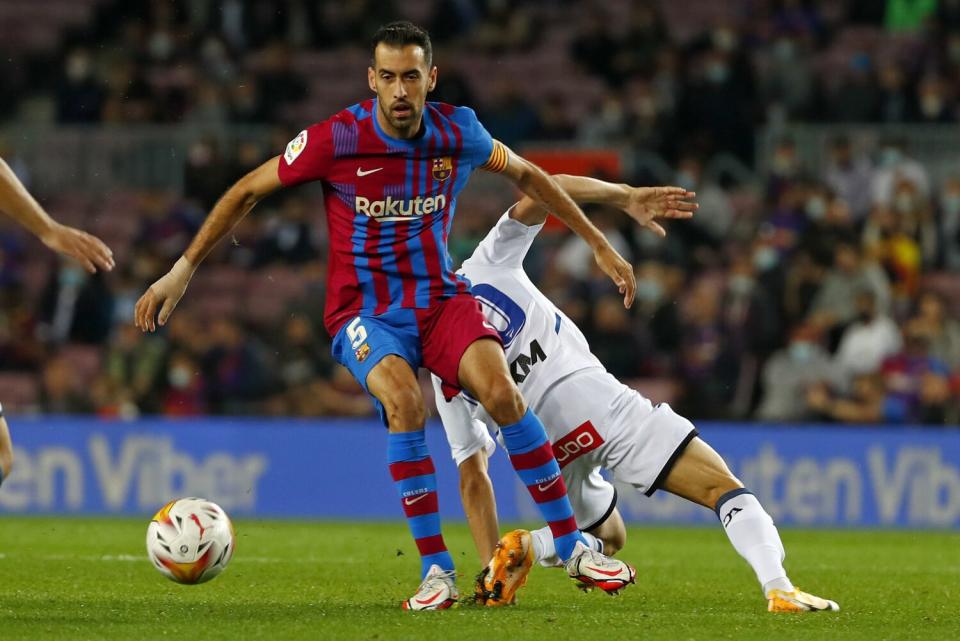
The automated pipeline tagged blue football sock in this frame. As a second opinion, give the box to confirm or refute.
[387,430,454,579]
[500,409,586,561]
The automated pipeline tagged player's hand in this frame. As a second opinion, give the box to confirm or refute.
[41,222,115,273]
[623,186,697,238]
[593,243,636,309]
[134,257,195,332]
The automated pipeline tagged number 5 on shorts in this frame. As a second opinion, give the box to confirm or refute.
[347,317,368,349]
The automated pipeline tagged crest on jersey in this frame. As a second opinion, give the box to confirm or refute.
[284,130,308,165]
[432,156,452,181]
[355,343,371,362]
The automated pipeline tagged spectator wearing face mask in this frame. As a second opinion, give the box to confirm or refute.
[755,324,839,422]
[722,250,781,360]
[628,261,682,376]
[673,155,734,247]
[870,139,930,208]
[765,138,802,202]
[797,190,857,268]
[913,73,955,124]
[162,351,207,416]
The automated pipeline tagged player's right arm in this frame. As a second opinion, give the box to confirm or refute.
[511,175,698,237]
[0,157,114,273]
[136,122,332,332]
[134,156,283,332]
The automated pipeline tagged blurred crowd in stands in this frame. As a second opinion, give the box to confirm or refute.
[1,0,960,424]
[6,0,960,158]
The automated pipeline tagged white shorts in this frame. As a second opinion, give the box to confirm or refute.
[443,368,698,531]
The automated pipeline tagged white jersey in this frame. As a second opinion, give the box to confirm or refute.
[451,211,604,415]
[433,209,697,527]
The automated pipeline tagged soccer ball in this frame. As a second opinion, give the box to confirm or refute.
[146,497,235,584]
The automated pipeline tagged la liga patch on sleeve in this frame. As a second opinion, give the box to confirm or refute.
[284,130,308,165]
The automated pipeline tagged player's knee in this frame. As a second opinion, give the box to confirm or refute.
[478,376,525,425]
[601,526,626,556]
[590,510,627,555]
[381,386,426,431]
[0,448,12,479]
[459,457,489,493]
[459,453,485,479]
[703,473,744,510]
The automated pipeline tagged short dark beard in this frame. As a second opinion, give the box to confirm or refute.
[379,100,422,138]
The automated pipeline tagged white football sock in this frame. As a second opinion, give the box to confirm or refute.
[530,527,601,568]
[715,489,795,596]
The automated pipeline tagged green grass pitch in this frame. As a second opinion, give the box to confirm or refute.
[0,518,956,641]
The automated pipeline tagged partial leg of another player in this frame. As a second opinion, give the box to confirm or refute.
[0,402,13,487]
[457,339,635,602]
[457,339,584,561]
[366,356,458,611]
[529,508,623,566]
[458,452,500,564]
[659,437,839,613]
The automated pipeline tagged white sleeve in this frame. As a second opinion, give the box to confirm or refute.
[462,209,545,269]
[431,375,496,466]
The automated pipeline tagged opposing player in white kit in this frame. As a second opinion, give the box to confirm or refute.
[433,174,840,613]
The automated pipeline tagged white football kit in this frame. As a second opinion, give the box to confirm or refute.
[433,210,697,530]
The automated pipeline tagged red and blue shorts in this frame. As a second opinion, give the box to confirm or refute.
[332,294,501,426]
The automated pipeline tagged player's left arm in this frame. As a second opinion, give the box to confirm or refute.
[487,144,636,308]
[0,157,114,273]
[511,174,697,237]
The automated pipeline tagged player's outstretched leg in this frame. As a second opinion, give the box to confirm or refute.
[0,404,13,489]
[663,437,839,612]
[715,489,839,613]
[388,430,458,610]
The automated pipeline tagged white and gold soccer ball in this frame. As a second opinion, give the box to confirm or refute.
[146,497,236,584]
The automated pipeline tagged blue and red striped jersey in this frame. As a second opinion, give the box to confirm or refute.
[278,99,508,336]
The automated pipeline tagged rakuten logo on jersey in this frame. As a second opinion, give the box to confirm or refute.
[355,194,447,221]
